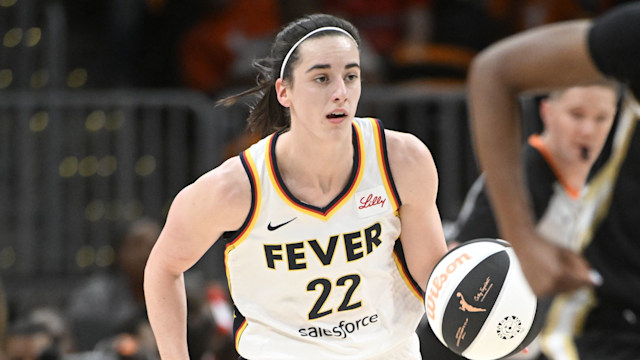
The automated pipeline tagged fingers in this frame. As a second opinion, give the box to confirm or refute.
[554,248,601,292]
[518,244,601,298]
[589,269,603,286]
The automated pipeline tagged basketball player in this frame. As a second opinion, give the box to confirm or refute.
[468,2,640,359]
[419,82,618,360]
[144,14,448,359]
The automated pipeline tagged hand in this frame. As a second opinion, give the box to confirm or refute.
[512,232,598,298]
[446,240,460,251]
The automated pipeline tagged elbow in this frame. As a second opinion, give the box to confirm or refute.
[468,45,511,94]
[143,251,182,292]
[143,253,160,293]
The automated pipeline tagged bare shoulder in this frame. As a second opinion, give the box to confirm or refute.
[145,156,252,275]
[196,155,251,203]
[384,129,435,172]
[384,130,438,201]
[169,156,252,236]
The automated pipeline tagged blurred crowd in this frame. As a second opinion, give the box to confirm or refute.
[1,218,238,360]
[68,0,623,93]
[89,0,624,155]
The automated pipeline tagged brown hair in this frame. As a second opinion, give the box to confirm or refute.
[547,78,621,101]
[217,14,361,137]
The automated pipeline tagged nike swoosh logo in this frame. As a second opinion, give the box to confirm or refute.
[267,217,296,231]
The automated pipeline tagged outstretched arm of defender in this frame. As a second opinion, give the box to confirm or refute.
[467,21,602,297]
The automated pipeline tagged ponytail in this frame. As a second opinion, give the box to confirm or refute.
[217,58,289,137]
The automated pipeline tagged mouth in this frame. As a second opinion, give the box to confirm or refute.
[326,111,347,120]
[580,146,590,161]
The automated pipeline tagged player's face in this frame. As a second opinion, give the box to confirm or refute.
[543,86,617,164]
[279,35,361,140]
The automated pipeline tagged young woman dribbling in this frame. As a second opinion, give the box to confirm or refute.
[144,14,448,360]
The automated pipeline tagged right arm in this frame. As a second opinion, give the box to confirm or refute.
[467,21,603,297]
[144,157,251,359]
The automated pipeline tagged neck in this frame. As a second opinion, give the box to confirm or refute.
[554,156,591,192]
[275,128,354,205]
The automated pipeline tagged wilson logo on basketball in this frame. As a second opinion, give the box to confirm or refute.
[426,252,472,320]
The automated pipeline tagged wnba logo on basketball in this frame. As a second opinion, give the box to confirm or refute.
[425,252,471,320]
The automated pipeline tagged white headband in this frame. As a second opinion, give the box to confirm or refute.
[279,26,356,79]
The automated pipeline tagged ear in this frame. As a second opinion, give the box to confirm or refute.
[539,99,552,128]
[275,78,290,108]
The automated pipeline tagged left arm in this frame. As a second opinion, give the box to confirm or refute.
[386,130,448,290]
[468,21,599,297]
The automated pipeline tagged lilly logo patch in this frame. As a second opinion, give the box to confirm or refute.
[355,186,388,218]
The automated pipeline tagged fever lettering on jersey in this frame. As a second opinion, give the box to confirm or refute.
[264,222,382,270]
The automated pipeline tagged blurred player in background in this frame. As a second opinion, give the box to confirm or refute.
[451,82,618,246]
[419,81,619,360]
[468,2,640,359]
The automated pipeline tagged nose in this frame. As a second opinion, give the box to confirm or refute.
[579,118,598,137]
[332,78,347,103]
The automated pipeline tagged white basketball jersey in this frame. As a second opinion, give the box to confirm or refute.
[224,117,425,360]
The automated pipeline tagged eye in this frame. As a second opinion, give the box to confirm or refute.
[313,75,328,83]
[569,109,585,120]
